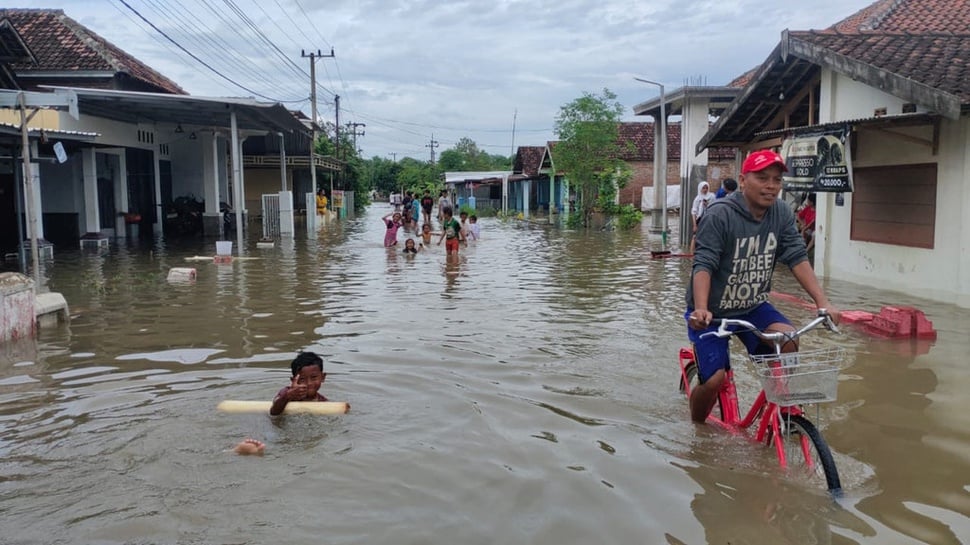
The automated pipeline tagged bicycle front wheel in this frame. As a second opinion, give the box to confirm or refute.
[778,414,841,493]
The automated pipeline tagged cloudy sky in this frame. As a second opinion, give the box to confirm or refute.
[22,0,875,160]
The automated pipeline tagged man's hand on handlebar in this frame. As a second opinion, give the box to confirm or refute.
[820,306,842,327]
[688,309,713,330]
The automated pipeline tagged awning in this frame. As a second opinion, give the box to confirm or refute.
[754,112,940,138]
[42,86,310,135]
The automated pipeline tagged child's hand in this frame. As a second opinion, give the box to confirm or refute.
[288,375,308,400]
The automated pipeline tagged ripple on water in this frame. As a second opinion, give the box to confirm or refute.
[0,208,967,544]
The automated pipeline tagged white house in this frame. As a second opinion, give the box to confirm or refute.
[697,0,970,308]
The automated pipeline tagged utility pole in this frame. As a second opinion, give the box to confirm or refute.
[301,47,334,197]
[334,95,340,188]
[426,133,439,165]
[346,122,365,155]
[388,152,397,162]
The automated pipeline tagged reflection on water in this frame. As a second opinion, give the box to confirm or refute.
[1,205,968,544]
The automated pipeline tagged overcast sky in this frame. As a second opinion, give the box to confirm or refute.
[22,0,876,161]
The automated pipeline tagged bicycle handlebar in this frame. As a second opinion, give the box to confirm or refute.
[699,309,839,343]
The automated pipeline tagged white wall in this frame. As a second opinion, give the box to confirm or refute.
[817,70,970,307]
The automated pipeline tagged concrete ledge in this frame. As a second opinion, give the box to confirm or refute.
[35,292,70,328]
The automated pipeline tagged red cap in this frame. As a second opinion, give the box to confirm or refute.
[741,150,788,174]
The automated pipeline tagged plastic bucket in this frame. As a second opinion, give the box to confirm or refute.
[216,241,233,255]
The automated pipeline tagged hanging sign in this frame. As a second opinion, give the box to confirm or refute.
[780,125,853,192]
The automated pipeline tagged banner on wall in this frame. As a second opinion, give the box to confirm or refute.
[779,125,853,192]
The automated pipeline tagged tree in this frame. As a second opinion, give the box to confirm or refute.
[396,157,441,196]
[438,137,512,171]
[553,88,631,227]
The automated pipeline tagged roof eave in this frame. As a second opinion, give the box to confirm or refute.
[786,34,963,121]
[696,43,785,153]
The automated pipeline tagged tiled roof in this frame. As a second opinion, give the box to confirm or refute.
[1,9,185,94]
[829,0,970,33]
[727,66,759,88]
[791,31,970,102]
[514,146,546,176]
[726,0,970,101]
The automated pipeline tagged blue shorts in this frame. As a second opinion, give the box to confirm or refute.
[684,302,792,383]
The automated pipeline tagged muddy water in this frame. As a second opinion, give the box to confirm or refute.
[1,205,967,545]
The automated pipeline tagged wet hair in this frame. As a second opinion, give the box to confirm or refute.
[291,352,323,376]
[459,211,468,217]
[723,178,737,191]
[442,206,453,217]
[470,215,477,221]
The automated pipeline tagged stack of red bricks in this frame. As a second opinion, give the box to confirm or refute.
[841,306,937,340]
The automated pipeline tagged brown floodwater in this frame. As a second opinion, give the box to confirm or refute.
[1,205,967,544]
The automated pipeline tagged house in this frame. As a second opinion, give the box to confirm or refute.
[506,144,566,218]
[0,9,334,260]
[695,0,970,307]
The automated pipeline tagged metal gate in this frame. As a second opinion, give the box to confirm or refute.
[262,193,280,238]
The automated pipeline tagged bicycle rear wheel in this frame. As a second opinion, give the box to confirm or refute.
[777,413,841,493]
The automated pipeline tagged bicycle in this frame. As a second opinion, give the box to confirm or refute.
[677,309,844,493]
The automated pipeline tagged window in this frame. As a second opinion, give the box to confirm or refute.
[850,164,936,248]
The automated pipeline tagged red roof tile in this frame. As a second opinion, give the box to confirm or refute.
[796,32,970,102]
[2,8,185,94]
[829,0,970,33]
[514,146,546,176]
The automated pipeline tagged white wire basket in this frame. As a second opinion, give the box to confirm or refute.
[749,347,845,406]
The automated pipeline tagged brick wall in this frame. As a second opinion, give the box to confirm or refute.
[619,159,738,209]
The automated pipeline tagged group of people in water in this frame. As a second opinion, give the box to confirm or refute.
[382,190,480,255]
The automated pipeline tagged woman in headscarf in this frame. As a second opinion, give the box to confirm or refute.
[690,181,716,253]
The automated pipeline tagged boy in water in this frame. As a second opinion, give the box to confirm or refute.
[232,352,333,455]
[437,206,465,255]
[270,352,329,416]
[467,215,480,241]
[458,211,470,240]
[420,223,438,245]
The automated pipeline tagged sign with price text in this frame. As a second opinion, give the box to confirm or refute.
[780,125,853,192]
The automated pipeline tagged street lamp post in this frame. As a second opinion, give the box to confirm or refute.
[634,77,667,244]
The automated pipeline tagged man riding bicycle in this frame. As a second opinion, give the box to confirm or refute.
[685,149,841,423]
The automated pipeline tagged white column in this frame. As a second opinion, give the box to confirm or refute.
[27,157,44,240]
[152,146,163,235]
[502,175,508,215]
[237,136,247,214]
[279,190,294,235]
[522,180,531,219]
[112,150,129,236]
[679,97,712,245]
[203,132,219,215]
[81,147,99,234]
[230,111,244,253]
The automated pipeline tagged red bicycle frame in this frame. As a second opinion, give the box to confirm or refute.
[678,347,806,469]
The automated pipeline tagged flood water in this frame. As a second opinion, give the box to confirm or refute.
[1,205,968,545]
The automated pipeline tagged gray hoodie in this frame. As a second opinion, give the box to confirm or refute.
[686,191,808,317]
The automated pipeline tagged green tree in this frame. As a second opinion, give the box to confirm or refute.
[553,88,632,227]
[438,137,512,172]
[396,157,441,196]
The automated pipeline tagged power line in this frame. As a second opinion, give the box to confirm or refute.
[113,0,300,102]
[146,0,308,100]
